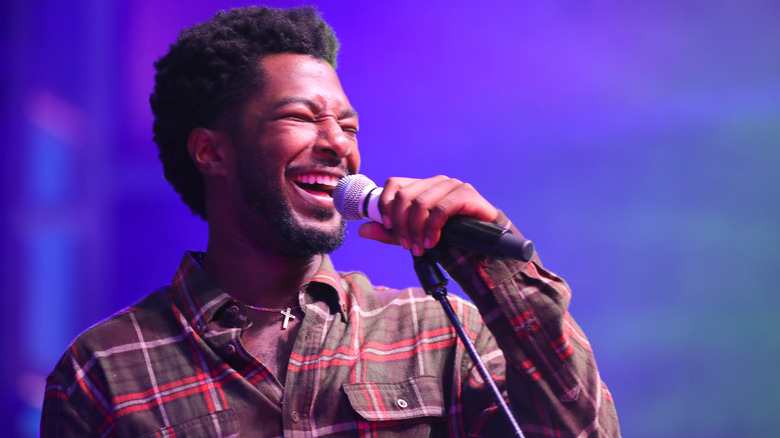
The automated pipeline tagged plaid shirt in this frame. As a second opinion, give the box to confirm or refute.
[41,215,619,437]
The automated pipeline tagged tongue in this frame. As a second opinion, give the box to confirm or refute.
[296,182,333,197]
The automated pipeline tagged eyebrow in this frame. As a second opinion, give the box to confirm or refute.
[272,96,358,119]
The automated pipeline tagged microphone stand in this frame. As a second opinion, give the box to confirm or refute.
[412,251,525,438]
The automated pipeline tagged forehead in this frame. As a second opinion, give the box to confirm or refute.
[256,53,351,111]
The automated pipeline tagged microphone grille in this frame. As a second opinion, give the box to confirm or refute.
[334,174,376,221]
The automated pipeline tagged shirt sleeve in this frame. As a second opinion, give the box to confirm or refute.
[40,350,108,437]
[437,211,620,437]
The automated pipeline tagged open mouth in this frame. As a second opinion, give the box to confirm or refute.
[291,173,339,198]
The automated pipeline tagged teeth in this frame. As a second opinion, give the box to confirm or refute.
[293,173,338,187]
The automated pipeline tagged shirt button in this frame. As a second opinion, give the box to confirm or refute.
[397,398,408,408]
[291,411,300,423]
[233,314,248,329]
[227,305,240,316]
[225,344,236,355]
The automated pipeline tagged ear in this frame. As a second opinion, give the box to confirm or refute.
[187,127,230,177]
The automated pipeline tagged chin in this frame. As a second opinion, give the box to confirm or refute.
[278,211,347,257]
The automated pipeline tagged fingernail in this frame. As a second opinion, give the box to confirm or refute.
[424,238,432,249]
[412,244,421,256]
[400,237,409,250]
[382,215,392,229]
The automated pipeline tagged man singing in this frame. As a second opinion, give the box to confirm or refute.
[41,6,619,437]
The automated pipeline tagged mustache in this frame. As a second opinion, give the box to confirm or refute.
[284,162,351,177]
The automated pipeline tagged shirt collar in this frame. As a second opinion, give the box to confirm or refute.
[169,251,234,335]
[305,254,351,322]
[170,251,351,332]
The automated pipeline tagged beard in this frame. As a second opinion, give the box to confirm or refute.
[235,152,346,258]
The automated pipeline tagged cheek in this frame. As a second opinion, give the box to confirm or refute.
[276,128,320,157]
[254,131,307,164]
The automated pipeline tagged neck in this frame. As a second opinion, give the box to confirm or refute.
[202,233,323,309]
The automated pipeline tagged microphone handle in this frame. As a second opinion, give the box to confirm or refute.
[442,216,535,262]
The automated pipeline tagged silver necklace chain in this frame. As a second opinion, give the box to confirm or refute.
[244,304,300,329]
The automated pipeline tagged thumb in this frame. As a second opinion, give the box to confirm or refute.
[358,222,400,246]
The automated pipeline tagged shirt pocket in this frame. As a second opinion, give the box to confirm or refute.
[140,409,239,438]
[342,375,445,422]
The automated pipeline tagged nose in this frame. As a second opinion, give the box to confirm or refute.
[313,118,357,168]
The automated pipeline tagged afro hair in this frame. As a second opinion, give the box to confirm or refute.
[150,6,339,219]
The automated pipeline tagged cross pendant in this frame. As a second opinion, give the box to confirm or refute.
[280,307,296,329]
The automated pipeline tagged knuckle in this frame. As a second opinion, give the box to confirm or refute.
[430,203,449,219]
[384,177,402,189]
[458,181,473,191]
[395,190,414,204]
[411,195,428,208]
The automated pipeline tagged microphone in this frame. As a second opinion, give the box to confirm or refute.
[334,174,535,262]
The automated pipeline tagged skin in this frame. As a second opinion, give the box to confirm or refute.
[189,53,360,309]
[186,53,498,382]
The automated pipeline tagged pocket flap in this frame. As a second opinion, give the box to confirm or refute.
[140,409,239,438]
[342,375,444,422]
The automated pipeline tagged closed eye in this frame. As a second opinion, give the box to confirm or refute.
[341,125,359,135]
[286,114,315,122]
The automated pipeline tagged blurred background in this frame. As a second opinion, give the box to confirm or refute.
[2,0,778,437]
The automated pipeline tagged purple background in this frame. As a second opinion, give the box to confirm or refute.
[3,1,779,437]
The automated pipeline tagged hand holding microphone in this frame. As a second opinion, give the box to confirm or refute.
[334,174,534,261]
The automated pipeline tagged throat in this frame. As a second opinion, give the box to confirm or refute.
[241,309,303,385]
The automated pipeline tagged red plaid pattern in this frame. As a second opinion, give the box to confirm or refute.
[41,214,619,437]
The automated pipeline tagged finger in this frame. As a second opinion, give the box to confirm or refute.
[382,176,450,251]
[423,182,498,250]
[358,221,399,245]
[376,177,417,229]
[405,178,466,255]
